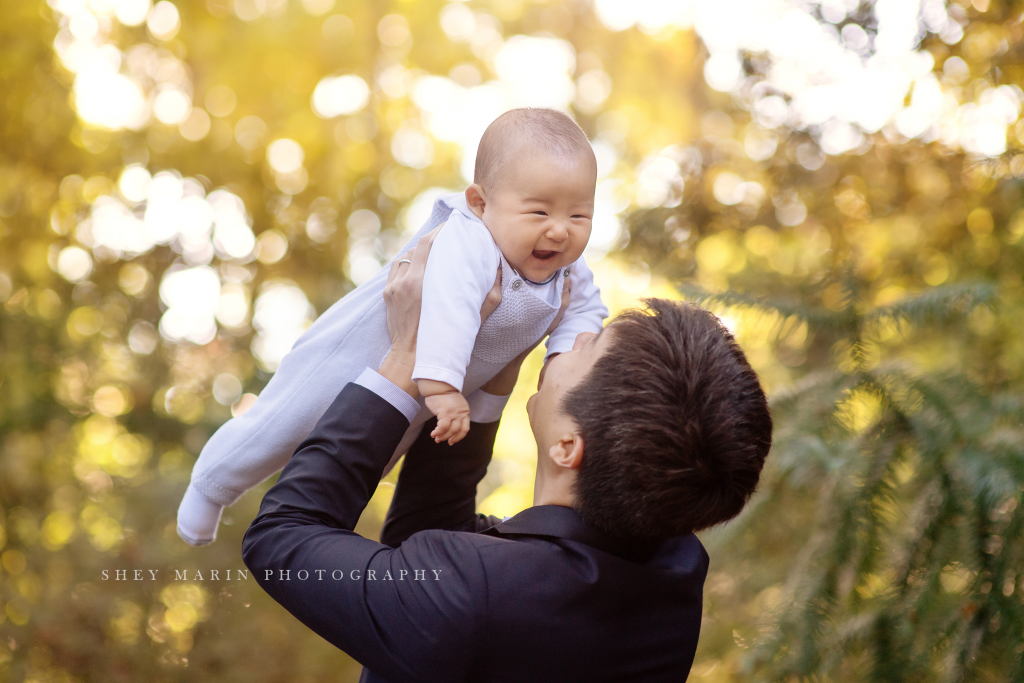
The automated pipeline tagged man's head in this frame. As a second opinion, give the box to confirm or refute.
[465,107,597,283]
[526,299,772,542]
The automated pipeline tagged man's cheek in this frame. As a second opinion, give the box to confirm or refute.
[537,355,558,390]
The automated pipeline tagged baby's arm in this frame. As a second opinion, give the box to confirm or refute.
[412,210,500,444]
[543,256,609,359]
[419,379,471,445]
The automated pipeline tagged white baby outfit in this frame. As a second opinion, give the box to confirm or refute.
[177,191,608,545]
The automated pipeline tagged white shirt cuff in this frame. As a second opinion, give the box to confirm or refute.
[466,388,511,424]
[353,367,421,424]
[410,364,465,393]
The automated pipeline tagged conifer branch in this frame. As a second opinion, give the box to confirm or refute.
[865,281,997,330]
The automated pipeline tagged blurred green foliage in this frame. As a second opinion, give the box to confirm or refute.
[1,0,1023,680]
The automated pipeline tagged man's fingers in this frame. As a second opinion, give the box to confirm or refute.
[414,223,444,266]
[386,258,402,286]
[426,222,443,246]
[395,222,444,285]
[481,264,502,320]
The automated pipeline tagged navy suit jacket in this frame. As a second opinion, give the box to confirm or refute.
[242,382,709,682]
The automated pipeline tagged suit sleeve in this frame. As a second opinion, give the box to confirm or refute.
[241,384,486,682]
[412,211,500,392]
[544,255,609,360]
[381,417,504,548]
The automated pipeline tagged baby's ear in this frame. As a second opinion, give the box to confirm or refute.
[465,184,486,212]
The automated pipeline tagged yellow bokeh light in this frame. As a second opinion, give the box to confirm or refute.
[93,385,131,417]
[834,389,884,434]
[696,234,735,273]
[2,549,27,575]
[164,603,198,632]
[42,511,76,551]
[83,414,119,445]
[160,583,210,633]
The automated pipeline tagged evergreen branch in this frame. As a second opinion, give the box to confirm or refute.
[874,371,969,447]
[768,369,848,409]
[675,282,848,330]
[865,281,996,329]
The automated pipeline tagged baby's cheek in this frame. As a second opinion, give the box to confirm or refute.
[564,239,588,263]
[493,229,528,259]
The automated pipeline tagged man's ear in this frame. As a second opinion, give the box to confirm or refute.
[548,432,584,471]
[465,184,486,219]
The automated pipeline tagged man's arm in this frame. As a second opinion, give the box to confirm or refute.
[381,392,507,547]
[241,378,485,681]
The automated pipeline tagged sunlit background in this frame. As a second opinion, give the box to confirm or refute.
[2,0,1024,679]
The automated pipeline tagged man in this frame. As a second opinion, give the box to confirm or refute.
[241,229,773,682]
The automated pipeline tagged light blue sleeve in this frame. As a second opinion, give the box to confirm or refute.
[353,368,422,423]
[412,210,500,393]
[544,255,609,359]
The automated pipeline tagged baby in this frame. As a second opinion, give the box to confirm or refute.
[177,107,608,546]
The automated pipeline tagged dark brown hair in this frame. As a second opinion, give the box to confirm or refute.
[474,107,596,193]
[562,298,772,541]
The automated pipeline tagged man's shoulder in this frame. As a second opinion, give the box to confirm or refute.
[395,525,710,582]
[393,527,562,571]
[396,527,509,557]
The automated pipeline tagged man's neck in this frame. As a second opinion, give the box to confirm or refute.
[532,470,576,508]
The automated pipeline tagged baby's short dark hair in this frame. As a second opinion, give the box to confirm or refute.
[562,298,773,542]
[474,107,596,193]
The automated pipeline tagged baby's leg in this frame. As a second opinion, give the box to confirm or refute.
[178,302,391,545]
[177,484,224,546]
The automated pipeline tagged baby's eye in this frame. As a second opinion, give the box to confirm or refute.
[533,211,547,216]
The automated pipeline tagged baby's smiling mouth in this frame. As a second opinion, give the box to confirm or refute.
[532,250,558,260]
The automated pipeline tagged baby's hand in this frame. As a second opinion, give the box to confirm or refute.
[425,392,471,445]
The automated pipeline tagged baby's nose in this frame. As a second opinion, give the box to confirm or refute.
[546,221,569,239]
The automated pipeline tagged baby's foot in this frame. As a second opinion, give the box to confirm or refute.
[177,484,225,546]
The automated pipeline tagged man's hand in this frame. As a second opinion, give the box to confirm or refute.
[379,225,440,398]
[379,223,502,398]
[481,263,502,321]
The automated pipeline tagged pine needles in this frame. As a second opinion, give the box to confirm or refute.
[683,278,1023,682]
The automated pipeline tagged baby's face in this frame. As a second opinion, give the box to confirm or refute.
[469,151,596,283]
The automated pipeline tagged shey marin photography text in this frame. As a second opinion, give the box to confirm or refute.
[101,568,445,581]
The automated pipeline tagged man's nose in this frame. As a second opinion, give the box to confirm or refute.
[572,332,596,351]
